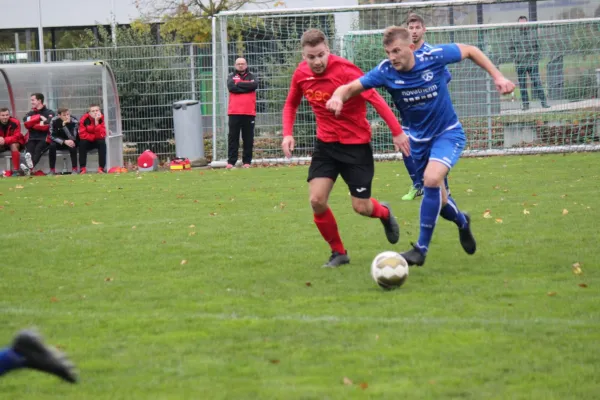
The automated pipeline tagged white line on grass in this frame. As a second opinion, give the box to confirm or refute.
[1,308,597,328]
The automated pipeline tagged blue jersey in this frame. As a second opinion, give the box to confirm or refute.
[360,44,462,142]
[417,42,452,84]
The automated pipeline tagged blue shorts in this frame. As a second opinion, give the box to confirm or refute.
[410,128,466,184]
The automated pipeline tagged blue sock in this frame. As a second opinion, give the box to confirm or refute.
[417,186,442,254]
[402,154,422,189]
[0,347,25,376]
[440,196,468,229]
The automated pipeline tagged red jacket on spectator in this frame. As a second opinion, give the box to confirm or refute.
[79,112,107,141]
[0,117,27,145]
[23,106,54,141]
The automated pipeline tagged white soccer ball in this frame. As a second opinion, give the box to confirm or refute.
[371,251,409,290]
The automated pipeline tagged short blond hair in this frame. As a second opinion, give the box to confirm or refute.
[382,26,411,46]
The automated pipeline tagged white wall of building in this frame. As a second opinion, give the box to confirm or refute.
[0,0,143,29]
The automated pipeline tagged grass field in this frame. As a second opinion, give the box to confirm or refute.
[1,152,599,399]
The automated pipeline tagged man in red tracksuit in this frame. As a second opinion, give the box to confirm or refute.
[78,104,107,174]
[23,93,54,175]
[0,107,27,177]
[226,58,258,169]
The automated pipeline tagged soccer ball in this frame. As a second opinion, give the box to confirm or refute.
[370,251,409,290]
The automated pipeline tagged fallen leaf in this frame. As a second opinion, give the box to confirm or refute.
[132,226,136,229]
[105,277,113,282]
[193,199,199,203]
[375,334,379,341]
[547,291,557,297]
[180,259,188,265]
[85,202,92,206]
[532,193,537,196]
[305,282,312,287]
[560,194,567,198]
[270,359,280,364]
[209,212,217,216]
[572,262,583,275]
[189,224,196,228]
[466,188,473,193]
[161,240,166,244]
[343,377,353,386]
[483,209,492,219]
[91,220,102,225]
[523,209,530,215]
[15,185,24,189]
[50,297,59,302]
[359,382,369,390]
[495,218,503,223]
[578,283,588,288]
[279,202,286,210]
[189,231,196,236]
[562,209,569,215]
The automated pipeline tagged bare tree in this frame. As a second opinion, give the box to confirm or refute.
[135,0,276,19]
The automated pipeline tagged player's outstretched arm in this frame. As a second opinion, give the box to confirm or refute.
[326,79,366,117]
[457,44,515,95]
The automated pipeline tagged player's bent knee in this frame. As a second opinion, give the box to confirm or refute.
[309,195,328,213]
[351,198,371,216]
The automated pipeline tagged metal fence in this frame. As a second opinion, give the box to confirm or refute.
[1,0,599,162]
[0,44,214,161]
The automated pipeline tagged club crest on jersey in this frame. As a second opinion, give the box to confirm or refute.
[421,70,434,82]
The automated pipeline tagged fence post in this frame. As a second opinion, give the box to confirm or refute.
[189,44,196,100]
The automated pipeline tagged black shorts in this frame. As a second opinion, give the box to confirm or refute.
[307,140,374,199]
[0,143,22,152]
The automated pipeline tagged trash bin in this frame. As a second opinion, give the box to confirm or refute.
[172,100,204,160]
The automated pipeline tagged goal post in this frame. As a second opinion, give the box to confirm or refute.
[212,1,600,166]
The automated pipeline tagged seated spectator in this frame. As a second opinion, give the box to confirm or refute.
[48,108,78,175]
[78,104,107,174]
[23,93,54,176]
[0,107,28,177]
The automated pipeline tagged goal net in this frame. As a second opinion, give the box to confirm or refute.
[212,1,600,165]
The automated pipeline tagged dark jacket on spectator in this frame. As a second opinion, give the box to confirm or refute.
[79,113,106,141]
[23,106,54,141]
[49,116,79,144]
[0,117,27,145]
[227,69,258,116]
[510,26,541,66]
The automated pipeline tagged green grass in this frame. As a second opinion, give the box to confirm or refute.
[1,153,599,399]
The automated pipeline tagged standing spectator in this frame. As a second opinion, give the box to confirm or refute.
[510,16,550,111]
[23,93,54,176]
[226,57,258,169]
[48,108,79,175]
[78,104,107,174]
[0,107,27,177]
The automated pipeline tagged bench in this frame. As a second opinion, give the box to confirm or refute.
[1,149,99,174]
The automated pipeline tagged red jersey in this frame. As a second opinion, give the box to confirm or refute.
[0,117,26,145]
[282,54,403,144]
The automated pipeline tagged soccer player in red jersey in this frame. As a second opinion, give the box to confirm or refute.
[281,28,410,268]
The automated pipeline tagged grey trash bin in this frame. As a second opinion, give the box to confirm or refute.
[173,100,204,160]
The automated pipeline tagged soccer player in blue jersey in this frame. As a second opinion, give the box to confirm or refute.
[326,26,515,266]
[400,13,452,201]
